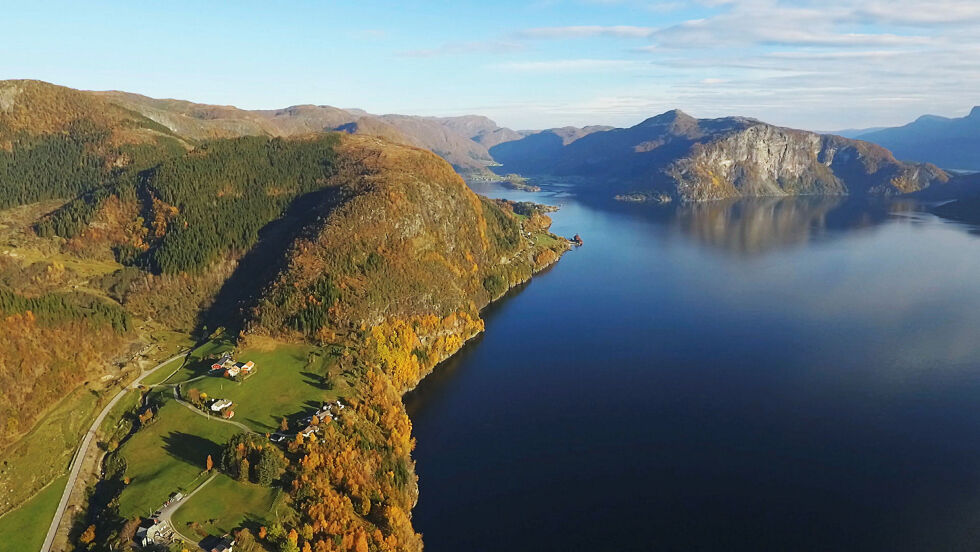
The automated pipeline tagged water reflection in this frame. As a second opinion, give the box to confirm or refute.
[670,196,844,255]
[590,195,932,256]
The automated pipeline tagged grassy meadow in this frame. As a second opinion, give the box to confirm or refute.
[171,473,280,536]
[116,394,239,518]
[0,475,68,551]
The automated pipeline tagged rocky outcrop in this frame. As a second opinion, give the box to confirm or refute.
[667,124,947,201]
[491,109,953,202]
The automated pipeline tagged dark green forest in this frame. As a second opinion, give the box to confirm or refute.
[146,135,340,274]
[0,120,109,210]
[4,121,341,275]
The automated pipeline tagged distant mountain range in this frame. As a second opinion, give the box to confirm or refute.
[831,108,980,171]
[9,80,970,202]
[96,90,509,172]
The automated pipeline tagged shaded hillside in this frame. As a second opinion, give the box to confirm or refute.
[492,110,952,202]
[932,194,980,227]
[857,108,980,171]
[488,125,613,175]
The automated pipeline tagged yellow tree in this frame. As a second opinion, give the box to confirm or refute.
[79,525,96,544]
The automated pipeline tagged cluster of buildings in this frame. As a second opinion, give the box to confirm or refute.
[269,400,347,443]
[210,354,256,379]
[300,400,345,425]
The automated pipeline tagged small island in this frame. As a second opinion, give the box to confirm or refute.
[501,173,542,192]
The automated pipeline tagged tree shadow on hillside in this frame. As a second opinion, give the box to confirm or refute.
[300,371,331,390]
[196,186,347,338]
[162,431,223,468]
[243,417,276,434]
[242,514,273,534]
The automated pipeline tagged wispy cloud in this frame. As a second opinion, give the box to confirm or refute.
[513,25,655,39]
[852,0,980,25]
[494,58,648,72]
[394,0,980,129]
[647,1,933,49]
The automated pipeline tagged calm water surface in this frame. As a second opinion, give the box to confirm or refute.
[405,185,980,551]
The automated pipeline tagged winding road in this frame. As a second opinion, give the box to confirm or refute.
[157,472,218,547]
[40,350,191,552]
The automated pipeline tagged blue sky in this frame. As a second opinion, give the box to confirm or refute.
[3,0,979,130]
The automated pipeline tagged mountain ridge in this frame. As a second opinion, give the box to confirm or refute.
[838,107,980,171]
[5,79,975,204]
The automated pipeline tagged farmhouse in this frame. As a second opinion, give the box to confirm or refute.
[210,355,256,379]
[210,399,233,412]
[210,354,233,372]
[301,425,320,438]
[135,519,171,547]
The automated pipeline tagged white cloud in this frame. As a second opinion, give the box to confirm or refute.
[395,0,980,129]
[494,58,648,72]
[514,25,656,39]
[852,0,980,26]
[648,1,933,49]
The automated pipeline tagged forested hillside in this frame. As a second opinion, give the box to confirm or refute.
[239,136,568,552]
[0,287,131,441]
[0,80,569,551]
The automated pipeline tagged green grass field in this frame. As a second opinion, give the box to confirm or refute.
[183,344,342,433]
[0,475,68,551]
[532,230,562,248]
[116,395,241,518]
[171,473,280,536]
[0,387,102,515]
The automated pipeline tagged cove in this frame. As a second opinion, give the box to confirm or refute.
[406,185,980,551]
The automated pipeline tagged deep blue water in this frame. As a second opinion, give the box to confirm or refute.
[405,186,980,551]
